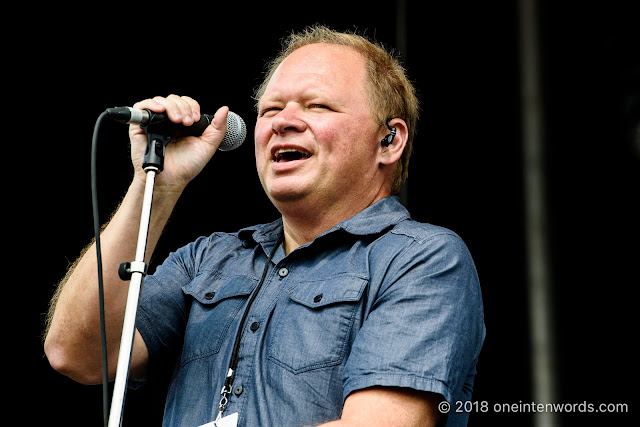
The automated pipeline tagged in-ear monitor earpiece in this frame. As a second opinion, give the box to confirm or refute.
[381,118,396,147]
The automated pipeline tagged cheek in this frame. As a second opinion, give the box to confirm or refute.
[314,115,365,153]
[322,119,377,159]
[316,125,342,152]
[254,120,271,158]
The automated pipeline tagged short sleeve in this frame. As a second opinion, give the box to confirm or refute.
[135,237,208,376]
[342,231,485,407]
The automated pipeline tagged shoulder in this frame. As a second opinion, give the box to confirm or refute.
[378,219,475,268]
[164,232,240,269]
[369,219,481,304]
[154,223,264,280]
[390,218,464,244]
[178,218,281,258]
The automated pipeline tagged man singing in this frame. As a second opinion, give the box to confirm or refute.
[45,25,485,426]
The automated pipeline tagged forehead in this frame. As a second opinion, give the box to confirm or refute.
[261,44,368,104]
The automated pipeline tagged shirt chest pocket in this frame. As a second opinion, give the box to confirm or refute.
[268,274,368,374]
[181,274,258,366]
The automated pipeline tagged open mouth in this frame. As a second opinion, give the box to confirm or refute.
[273,148,312,162]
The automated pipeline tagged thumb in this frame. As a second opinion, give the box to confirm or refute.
[201,106,229,147]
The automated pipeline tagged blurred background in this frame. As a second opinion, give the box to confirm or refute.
[14,0,637,425]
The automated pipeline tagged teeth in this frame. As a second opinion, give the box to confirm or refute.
[274,148,311,162]
[276,148,299,155]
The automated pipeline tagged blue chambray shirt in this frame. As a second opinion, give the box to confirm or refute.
[135,196,485,426]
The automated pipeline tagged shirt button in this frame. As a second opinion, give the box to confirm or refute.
[278,267,289,278]
[250,321,260,332]
[204,292,215,300]
[314,294,323,303]
[233,385,244,396]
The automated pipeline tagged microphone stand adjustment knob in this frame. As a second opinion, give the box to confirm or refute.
[118,261,148,281]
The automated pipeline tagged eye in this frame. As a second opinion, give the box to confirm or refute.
[259,107,281,117]
[309,104,333,111]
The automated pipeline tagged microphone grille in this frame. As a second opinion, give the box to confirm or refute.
[219,111,247,151]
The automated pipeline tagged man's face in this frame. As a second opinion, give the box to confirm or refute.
[255,43,386,213]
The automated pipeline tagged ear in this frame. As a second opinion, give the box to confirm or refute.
[377,118,408,167]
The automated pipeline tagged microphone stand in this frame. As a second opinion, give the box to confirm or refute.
[108,122,173,427]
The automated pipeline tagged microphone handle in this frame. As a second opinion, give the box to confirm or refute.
[170,114,213,138]
[105,107,213,138]
[140,109,213,139]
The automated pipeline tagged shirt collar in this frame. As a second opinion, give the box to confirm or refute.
[334,195,410,236]
[238,196,410,247]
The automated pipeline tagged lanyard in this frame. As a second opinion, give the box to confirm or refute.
[215,235,283,422]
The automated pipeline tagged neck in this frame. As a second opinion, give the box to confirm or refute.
[277,188,390,255]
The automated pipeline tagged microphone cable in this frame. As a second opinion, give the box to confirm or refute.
[91,111,111,427]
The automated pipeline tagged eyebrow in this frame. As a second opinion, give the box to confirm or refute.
[259,90,329,111]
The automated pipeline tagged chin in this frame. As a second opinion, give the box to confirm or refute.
[262,175,312,202]
[266,188,308,205]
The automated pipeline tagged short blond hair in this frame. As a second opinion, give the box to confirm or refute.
[254,25,419,194]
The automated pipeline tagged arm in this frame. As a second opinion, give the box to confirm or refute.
[320,387,442,427]
[44,95,229,384]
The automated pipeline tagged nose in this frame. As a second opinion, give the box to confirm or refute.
[271,103,307,136]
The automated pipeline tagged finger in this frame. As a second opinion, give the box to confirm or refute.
[154,95,185,124]
[181,96,201,123]
[167,94,202,125]
[133,97,165,113]
[148,95,193,125]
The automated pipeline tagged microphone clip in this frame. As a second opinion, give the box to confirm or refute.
[140,110,175,172]
[104,106,172,169]
[139,109,215,171]
[106,107,188,171]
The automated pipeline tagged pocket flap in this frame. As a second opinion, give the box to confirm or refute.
[287,274,368,308]
[182,273,257,305]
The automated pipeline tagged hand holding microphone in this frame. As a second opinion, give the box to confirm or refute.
[108,95,246,188]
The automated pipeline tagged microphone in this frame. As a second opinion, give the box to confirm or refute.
[106,106,247,151]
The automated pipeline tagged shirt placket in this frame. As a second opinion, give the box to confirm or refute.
[221,252,291,424]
